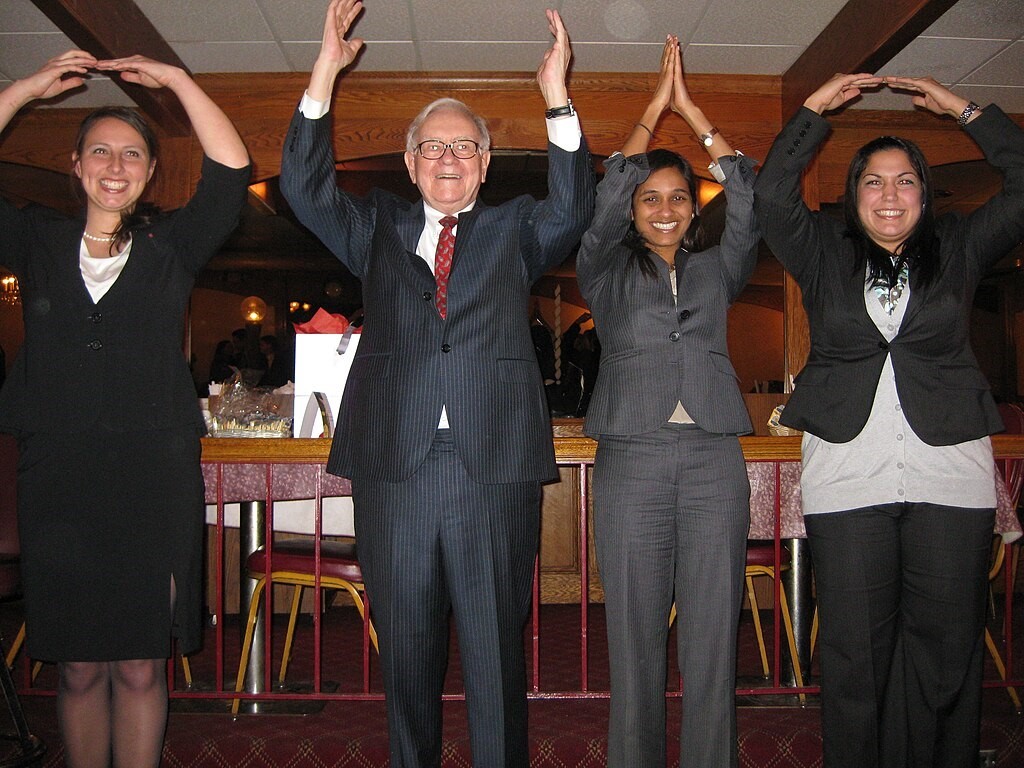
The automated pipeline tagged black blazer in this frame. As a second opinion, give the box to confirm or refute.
[281,108,595,483]
[754,106,1024,445]
[0,157,251,436]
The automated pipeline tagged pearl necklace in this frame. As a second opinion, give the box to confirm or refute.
[83,231,115,243]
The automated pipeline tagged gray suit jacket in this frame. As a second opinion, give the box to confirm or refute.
[281,108,595,483]
[577,152,759,438]
[754,106,1024,445]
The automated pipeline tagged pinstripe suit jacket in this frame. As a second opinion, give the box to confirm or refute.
[577,152,759,438]
[281,107,595,483]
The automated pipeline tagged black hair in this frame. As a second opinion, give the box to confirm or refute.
[842,135,937,288]
[623,148,704,279]
[74,106,161,248]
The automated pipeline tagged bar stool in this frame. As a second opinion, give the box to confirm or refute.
[232,537,377,715]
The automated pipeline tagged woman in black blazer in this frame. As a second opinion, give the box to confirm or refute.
[0,51,249,767]
[577,38,758,768]
[754,73,1024,768]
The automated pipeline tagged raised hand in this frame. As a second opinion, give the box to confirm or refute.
[8,49,96,104]
[803,73,883,115]
[537,9,572,109]
[648,35,677,117]
[319,0,365,74]
[95,55,184,90]
[308,0,365,102]
[883,76,973,120]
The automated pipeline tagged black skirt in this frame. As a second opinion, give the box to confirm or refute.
[16,427,204,661]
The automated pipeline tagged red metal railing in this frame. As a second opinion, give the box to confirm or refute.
[11,433,1022,711]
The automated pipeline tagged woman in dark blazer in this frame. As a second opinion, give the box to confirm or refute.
[754,73,1024,768]
[0,50,249,767]
[577,37,758,768]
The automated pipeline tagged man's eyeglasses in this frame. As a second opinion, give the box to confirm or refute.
[415,140,481,160]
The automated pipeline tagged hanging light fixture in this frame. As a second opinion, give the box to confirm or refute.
[0,274,19,306]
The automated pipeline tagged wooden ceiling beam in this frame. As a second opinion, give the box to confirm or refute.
[30,0,191,136]
[781,0,959,119]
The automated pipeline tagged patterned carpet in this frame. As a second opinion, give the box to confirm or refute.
[3,603,1022,767]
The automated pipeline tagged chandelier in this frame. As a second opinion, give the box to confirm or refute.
[0,274,18,306]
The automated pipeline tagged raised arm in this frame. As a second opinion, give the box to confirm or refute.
[883,75,981,124]
[0,50,96,136]
[536,9,573,110]
[95,56,248,169]
[307,0,365,103]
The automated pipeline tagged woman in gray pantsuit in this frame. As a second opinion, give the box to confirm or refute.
[576,37,758,767]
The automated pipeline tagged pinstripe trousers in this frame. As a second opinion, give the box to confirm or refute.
[353,429,540,768]
[594,423,750,768]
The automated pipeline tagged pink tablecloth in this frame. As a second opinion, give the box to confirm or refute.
[202,463,351,504]
[746,462,1022,543]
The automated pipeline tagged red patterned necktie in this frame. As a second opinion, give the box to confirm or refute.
[434,215,458,319]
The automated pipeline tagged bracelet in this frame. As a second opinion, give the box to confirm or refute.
[636,122,654,137]
[957,101,980,126]
[544,99,574,119]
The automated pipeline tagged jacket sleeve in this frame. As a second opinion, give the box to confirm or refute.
[952,106,1024,277]
[715,153,760,301]
[166,155,252,274]
[520,136,596,283]
[280,106,377,279]
[576,152,646,294]
[753,107,833,288]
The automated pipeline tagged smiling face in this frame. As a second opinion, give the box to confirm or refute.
[631,166,695,264]
[404,107,490,215]
[73,116,156,220]
[855,148,923,253]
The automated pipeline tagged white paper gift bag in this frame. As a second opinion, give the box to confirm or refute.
[292,330,360,437]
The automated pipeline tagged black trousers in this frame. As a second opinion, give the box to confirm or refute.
[352,430,540,768]
[805,502,994,768]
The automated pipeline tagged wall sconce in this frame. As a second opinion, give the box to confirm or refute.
[1,274,19,306]
[240,295,267,324]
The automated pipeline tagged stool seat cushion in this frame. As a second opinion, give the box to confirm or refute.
[745,541,791,568]
[246,538,363,583]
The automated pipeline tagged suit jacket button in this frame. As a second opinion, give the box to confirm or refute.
[679,309,691,321]
[441,343,452,353]
[878,341,888,350]
[90,311,103,323]
[669,331,681,342]
[88,339,103,350]
[422,291,432,301]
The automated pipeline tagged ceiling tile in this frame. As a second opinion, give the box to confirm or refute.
[570,42,664,73]
[963,41,1024,84]
[956,85,1024,114]
[418,42,546,72]
[134,0,274,43]
[3,0,59,33]
[281,41,421,73]
[692,0,849,46]
[923,0,1024,39]
[0,32,78,80]
[562,0,703,44]
[877,36,1011,83]
[683,44,803,75]
[171,42,291,73]
[412,0,553,42]
[262,0,414,42]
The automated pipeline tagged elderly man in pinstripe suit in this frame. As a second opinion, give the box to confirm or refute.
[280,2,594,766]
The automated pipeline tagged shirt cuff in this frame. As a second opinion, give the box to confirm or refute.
[546,113,582,152]
[299,91,330,120]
